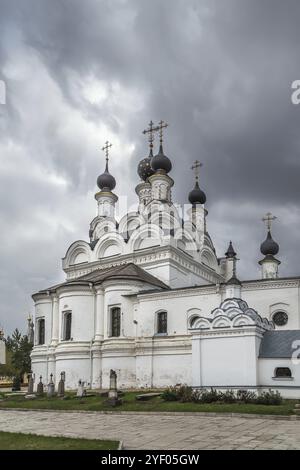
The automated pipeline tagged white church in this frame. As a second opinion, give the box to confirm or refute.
[31,121,300,397]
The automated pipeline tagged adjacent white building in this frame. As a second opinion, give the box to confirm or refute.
[31,127,300,397]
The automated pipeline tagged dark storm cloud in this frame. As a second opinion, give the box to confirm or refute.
[1,0,300,332]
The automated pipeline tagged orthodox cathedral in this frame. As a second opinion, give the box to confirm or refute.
[31,121,300,397]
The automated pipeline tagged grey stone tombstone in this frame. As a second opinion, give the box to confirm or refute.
[37,376,44,396]
[77,379,86,398]
[47,373,55,398]
[57,372,65,397]
[27,373,34,394]
[107,369,121,406]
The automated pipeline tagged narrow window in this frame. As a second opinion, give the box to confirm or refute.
[38,319,45,345]
[111,307,121,337]
[275,367,292,378]
[157,311,167,334]
[63,311,72,341]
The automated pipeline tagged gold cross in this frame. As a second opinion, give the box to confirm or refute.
[191,160,203,181]
[262,212,277,231]
[142,120,159,150]
[157,120,168,143]
[102,141,112,161]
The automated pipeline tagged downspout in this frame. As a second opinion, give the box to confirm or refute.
[89,339,93,389]
[151,336,154,388]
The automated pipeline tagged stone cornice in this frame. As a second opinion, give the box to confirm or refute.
[242,278,300,291]
[64,245,223,284]
[138,285,218,300]
[191,326,265,339]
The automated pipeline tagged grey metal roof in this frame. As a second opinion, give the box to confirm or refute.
[259,330,300,358]
[33,263,168,297]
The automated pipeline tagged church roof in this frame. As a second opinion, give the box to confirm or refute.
[34,263,168,296]
[75,263,168,288]
[259,330,300,358]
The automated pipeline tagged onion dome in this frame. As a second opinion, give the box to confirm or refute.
[260,230,279,256]
[225,241,237,258]
[188,181,206,205]
[97,159,116,191]
[151,144,172,174]
[137,150,155,181]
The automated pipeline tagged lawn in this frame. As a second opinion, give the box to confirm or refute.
[0,431,118,450]
[0,391,297,415]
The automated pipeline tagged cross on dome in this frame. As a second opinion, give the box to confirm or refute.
[142,120,159,150]
[157,120,168,144]
[102,141,112,163]
[262,212,277,231]
[191,160,203,182]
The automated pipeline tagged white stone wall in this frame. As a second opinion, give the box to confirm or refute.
[192,330,261,388]
[243,283,300,329]
[258,358,300,398]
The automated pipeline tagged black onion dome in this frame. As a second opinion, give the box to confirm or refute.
[137,150,155,181]
[151,144,172,174]
[97,161,116,191]
[260,230,279,256]
[188,181,206,205]
[225,241,237,258]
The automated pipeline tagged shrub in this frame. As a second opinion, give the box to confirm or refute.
[256,389,283,405]
[198,388,221,403]
[161,387,178,401]
[220,390,236,403]
[237,389,257,404]
[161,386,283,406]
[176,385,194,403]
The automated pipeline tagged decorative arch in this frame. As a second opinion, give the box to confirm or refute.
[91,218,118,241]
[63,240,91,268]
[201,247,218,271]
[174,228,198,253]
[118,212,144,236]
[187,308,202,328]
[94,232,125,260]
[232,314,256,328]
[128,223,164,252]
[211,316,231,329]
[191,317,211,330]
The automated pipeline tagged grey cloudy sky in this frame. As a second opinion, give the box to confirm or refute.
[1,0,300,334]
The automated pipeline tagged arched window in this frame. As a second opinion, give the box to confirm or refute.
[275,367,292,378]
[111,307,121,337]
[37,319,45,345]
[157,311,167,334]
[63,311,72,341]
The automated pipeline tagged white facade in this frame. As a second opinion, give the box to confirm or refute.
[31,141,300,397]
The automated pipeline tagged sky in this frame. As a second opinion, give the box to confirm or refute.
[1,0,300,334]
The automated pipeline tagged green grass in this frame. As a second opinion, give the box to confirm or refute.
[0,391,297,415]
[0,431,118,450]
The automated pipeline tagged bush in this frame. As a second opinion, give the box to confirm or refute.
[220,390,236,404]
[176,385,194,403]
[198,388,221,403]
[161,387,178,402]
[237,389,256,404]
[256,389,283,405]
[161,386,283,406]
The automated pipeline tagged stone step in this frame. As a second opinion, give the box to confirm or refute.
[136,392,162,401]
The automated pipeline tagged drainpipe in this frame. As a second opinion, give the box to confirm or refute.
[89,339,93,389]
